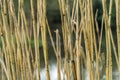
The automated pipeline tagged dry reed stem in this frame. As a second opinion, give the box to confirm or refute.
[58,0,71,80]
[0,0,119,80]
[83,0,95,79]
[47,19,63,80]
[115,0,120,78]
[102,0,113,80]
[40,0,50,80]
[95,10,100,80]
[75,0,81,80]
[55,29,62,80]
[2,0,13,79]
[68,0,77,79]
[0,58,9,80]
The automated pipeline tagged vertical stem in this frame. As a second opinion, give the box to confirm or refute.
[115,0,120,78]
[41,0,50,80]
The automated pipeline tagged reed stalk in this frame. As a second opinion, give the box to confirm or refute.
[115,0,120,78]
[0,0,119,80]
[40,0,50,80]
[102,0,113,80]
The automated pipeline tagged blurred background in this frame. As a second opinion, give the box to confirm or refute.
[12,0,116,32]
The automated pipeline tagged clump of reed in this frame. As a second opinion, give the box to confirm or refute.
[0,0,119,80]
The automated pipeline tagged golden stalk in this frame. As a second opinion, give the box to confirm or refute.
[115,0,120,78]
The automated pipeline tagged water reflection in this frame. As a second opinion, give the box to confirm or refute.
[40,64,57,80]
[39,63,119,80]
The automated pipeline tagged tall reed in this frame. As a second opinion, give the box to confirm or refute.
[115,0,120,78]
[0,0,119,80]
